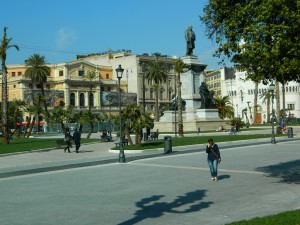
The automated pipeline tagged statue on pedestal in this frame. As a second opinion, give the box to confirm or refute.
[185,25,196,56]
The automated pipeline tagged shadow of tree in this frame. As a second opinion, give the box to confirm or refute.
[117,190,212,225]
[256,159,300,184]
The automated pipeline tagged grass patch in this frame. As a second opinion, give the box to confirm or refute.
[227,209,300,225]
[115,134,275,151]
[0,138,100,155]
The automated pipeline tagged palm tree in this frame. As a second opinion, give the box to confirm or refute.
[25,54,51,123]
[121,103,150,147]
[0,27,19,143]
[83,70,98,111]
[144,57,168,122]
[11,99,25,137]
[214,96,234,119]
[81,111,102,139]
[259,90,271,123]
[26,96,44,138]
[172,58,185,137]
[49,105,74,134]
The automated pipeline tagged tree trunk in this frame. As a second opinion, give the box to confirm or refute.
[276,81,280,121]
[124,126,133,146]
[26,116,36,138]
[155,88,159,122]
[86,122,93,139]
[40,84,49,124]
[267,98,270,123]
[276,81,281,134]
[253,81,258,124]
[135,130,141,147]
[23,116,31,138]
[1,64,9,144]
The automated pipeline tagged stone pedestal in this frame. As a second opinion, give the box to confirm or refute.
[181,56,207,112]
[154,55,227,132]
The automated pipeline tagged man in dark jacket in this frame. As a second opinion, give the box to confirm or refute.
[73,128,81,153]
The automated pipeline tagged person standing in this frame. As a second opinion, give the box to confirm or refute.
[73,128,81,153]
[206,138,221,181]
[64,127,72,153]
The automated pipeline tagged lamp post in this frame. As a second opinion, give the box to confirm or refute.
[142,63,146,114]
[116,65,126,163]
[236,104,238,118]
[269,83,276,144]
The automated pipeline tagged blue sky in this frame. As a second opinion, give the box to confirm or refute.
[0,0,232,70]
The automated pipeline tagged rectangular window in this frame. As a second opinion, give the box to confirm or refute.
[59,70,64,76]
[78,70,84,76]
[18,72,22,76]
[287,104,295,110]
[12,72,16,77]
[106,74,109,79]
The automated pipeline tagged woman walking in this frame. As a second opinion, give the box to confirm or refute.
[206,138,221,181]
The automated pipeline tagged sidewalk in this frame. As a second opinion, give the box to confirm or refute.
[0,126,299,178]
[0,130,299,225]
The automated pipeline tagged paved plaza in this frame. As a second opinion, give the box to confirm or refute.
[0,128,299,225]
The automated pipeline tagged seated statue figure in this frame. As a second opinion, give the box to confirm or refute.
[199,82,209,109]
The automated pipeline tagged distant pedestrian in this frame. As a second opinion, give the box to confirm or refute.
[206,138,221,181]
[64,127,72,153]
[73,128,81,153]
[142,127,147,141]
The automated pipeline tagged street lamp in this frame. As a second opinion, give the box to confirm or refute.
[141,62,146,114]
[116,64,126,163]
[269,83,276,144]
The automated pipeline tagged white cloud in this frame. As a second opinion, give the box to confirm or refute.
[55,28,77,49]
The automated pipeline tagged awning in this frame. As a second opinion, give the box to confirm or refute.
[16,121,45,125]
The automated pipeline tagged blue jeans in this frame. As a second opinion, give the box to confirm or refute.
[207,159,218,177]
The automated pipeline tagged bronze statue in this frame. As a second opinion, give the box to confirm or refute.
[185,25,196,56]
[199,82,215,109]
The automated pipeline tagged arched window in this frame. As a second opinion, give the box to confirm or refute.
[70,93,75,106]
[89,93,94,107]
[79,93,85,107]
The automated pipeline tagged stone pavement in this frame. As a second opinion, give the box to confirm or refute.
[0,127,299,225]
[0,126,298,177]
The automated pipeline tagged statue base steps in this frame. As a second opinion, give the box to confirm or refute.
[154,109,229,132]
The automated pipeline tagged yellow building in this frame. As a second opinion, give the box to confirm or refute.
[1,59,128,123]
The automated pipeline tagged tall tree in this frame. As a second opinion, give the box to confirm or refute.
[0,27,19,143]
[25,54,51,124]
[49,105,74,135]
[83,70,98,111]
[121,103,150,147]
[144,57,168,122]
[172,58,185,137]
[200,0,300,83]
[214,95,234,119]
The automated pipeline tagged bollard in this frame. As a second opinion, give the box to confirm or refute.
[164,136,172,153]
[288,127,293,138]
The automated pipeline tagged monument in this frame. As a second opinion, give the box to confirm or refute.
[153,25,228,132]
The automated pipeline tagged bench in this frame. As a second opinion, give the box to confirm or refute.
[114,139,128,147]
[56,139,68,149]
[101,136,113,142]
[149,132,159,141]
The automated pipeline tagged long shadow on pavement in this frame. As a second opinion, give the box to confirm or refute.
[256,159,300,184]
[117,189,213,225]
